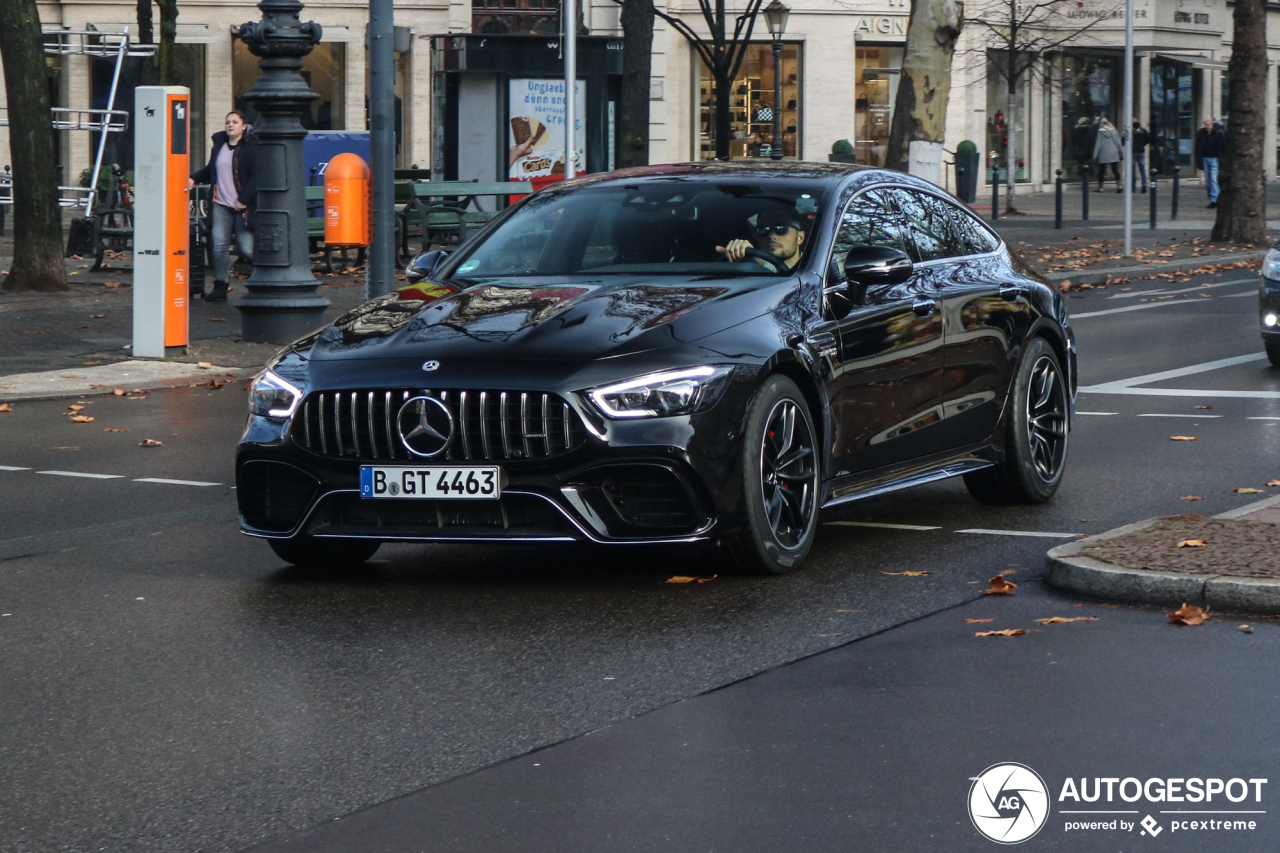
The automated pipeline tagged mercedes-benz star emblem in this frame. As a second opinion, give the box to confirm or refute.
[422,360,440,372]
[397,396,454,457]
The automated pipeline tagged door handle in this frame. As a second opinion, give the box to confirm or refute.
[911,298,936,317]
[999,284,1024,301]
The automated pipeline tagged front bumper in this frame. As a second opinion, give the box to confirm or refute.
[1261,275,1280,338]
[235,381,754,545]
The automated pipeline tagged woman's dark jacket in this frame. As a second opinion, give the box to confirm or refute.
[190,129,259,213]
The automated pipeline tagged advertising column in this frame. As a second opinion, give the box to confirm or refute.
[508,79,586,190]
[133,86,191,357]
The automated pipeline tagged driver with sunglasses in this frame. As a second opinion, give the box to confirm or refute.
[716,208,807,271]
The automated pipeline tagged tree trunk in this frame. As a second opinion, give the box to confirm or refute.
[136,0,154,44]
[618,0,653,168]
[1212,0,1267,243]
[0,0,69,293]
[714,69,732,159]
[156,0,179,85]
[886,0,962,173]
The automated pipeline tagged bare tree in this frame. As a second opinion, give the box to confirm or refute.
[962,0,1110,212]
[1212,0,1266,243]
[885,0,963,180]
[618,0,654,167]
[620,0,766,160]
[0,0,69,292]
[156,0,179,83]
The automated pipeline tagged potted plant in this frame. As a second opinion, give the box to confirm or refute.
[829,139,856,165]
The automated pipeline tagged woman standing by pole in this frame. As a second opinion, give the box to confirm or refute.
[188,111,258,302]
[1093,117,1124,193]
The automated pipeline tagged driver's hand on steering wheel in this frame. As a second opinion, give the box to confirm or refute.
[716,238,754,262]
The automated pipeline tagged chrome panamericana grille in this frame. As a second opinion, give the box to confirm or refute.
[293,389,588,461]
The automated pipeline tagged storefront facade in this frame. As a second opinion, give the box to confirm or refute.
[4,0,1280,194]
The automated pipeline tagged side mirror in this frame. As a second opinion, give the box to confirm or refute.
[843,245,913,287]
[405,250,449,284]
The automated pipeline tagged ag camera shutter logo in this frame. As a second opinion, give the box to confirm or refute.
[969,763,1050,844]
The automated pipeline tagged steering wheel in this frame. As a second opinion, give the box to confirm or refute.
[739,247,788,274]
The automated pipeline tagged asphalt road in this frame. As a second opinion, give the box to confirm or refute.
[1,266,1278,852]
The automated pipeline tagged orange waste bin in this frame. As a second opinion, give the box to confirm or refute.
[324,153,370,247]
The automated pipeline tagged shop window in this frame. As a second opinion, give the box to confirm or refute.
[855,47,900,167]
[697,44,801,160]
[473,0,561,35]
[1148,58,1196,176]
[1060,55,1119,181]
[233,39,345,131]
[986,51,1030,183]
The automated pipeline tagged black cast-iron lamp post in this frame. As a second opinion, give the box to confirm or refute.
[764,0,790,162]
[234,0,331,344]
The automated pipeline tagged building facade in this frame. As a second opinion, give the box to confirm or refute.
[1,0,1279,195]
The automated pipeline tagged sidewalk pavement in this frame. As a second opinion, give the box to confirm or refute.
[1046,494,1280,614]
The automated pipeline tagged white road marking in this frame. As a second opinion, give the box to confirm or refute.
[826,521,942,531]
[36,470,124,480]
[1105,277,1256,300]
[1076,411,1118,416]
[1087,388,1280,399]
[956,528,1081,538]
[0,465,31,471]
[1136,413,1223,418]
[1071,300,1206,319]
[1247,416,1280,420]
[133,478,222,487]
[1080,353,1273,398]
[1221,290,1261,298]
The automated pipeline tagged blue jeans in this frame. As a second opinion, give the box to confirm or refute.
[1132,152,1147,189]
[211,202,254,284]
[1202,157,1220,202]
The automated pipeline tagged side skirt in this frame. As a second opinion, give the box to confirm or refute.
[819,456,995,511]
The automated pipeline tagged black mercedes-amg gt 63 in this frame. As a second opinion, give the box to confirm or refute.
[238,162,1076,574]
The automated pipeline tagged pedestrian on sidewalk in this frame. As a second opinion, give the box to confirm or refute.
[1194,117,1225,208]
[188,111,258,303]
[1128,120,1150,193]
[1092,118,1124,193]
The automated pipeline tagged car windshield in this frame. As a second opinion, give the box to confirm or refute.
[439,180,826,280]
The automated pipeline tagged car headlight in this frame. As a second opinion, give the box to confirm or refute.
[586,366,734,419]
[248,370,304,419]
[1263,248,1280,282]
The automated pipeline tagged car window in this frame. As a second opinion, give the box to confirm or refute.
[943,199,1000,255]
[886,189,966,262]
[829,189,910,281]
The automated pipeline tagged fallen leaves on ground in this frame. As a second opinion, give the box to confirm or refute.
[1170,435,1198,441]
[113,389,126,396]
[211,318,227,322]
[103,428,130,433]
[1177,539,1208,548]
[138,438,163,447]
[1240,624,1255,633]
[1078,518,1097,522]
[0,404,9,413]
[1269,480,1280,487]
[1036,616,1099,624]
[1168,603,1209,626]
[102,281,124,288]
[664,575,717,584]
[90,314,105,319]
[974,629,1026,637]
[981,574,1017,595]
[69,415,94,423]
[965,618,994,623]
[1181,495,1205,501]
[208,379,227,389]
[1195,405,1212,410]
[196,362,213,369]
[880,570,930,576]
[1234,487,1264,494]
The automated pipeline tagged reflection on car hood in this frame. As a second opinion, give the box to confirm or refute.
[307,274,795,361]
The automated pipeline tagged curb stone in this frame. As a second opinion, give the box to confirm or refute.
[1043,497,1280,615]
[0,360,252,402]
[1039,251,1264,286]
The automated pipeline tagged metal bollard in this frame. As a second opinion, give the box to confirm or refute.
[991,166,999,221]
[1055,169,1064,230]
[1149,178,1157,229]
[1171,167,1180,221]
[1081,165,1090,221]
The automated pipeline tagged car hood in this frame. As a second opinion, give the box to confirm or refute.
[304,273,798,363]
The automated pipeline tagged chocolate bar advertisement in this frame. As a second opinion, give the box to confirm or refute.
[508,78,587,181]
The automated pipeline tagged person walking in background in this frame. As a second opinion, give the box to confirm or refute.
[1194,117,1225,208]
[188,111,258,302]
[1093,118,1124,192]
[1129,120,1150,193]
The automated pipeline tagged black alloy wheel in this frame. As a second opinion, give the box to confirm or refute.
[268,537,381,570]
[964,337,1068,504]
[722,374,820,573]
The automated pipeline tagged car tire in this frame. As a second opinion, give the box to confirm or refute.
[964,337,1069,505]
[268,537,381,569]
[719,375,820,574]
[1266,338,1280,367]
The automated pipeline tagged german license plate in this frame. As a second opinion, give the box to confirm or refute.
[360,466,501,499]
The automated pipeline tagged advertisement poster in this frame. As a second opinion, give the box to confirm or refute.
[508,78,587,183]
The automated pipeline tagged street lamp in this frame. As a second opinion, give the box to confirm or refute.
[234,0,330,344]
[763,0,790,162]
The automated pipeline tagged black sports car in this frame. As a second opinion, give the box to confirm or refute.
[238,163,1076,574]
